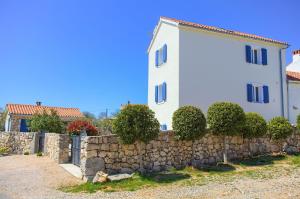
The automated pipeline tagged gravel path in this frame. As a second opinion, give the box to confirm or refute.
[1,155,300,199]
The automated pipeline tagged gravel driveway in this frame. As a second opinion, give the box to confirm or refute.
[1,155,300,199]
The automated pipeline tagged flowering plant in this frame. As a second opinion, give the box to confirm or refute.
[67,120,98,136]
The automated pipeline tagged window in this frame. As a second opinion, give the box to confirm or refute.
[160,124,167,131]
[155,82,167,103]
[245,45,268,65]
[247,83,269,103]
[155,44,167,67]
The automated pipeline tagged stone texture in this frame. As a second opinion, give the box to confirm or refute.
[44,133,70,164]
[80,131,300,181]
[0,131,38,154]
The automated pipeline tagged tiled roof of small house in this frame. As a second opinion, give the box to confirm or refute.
[286,71,300,81]
[161,16,288,46]
[6,104,84,118]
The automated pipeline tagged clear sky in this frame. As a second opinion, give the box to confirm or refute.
[0,0,299,116]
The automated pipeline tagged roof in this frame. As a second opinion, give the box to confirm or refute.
[160,16,288,46]
[6,104,84,118]
[286,71,300,81]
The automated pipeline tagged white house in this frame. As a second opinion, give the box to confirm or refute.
[286,50,300,124]
[148,17,289,130]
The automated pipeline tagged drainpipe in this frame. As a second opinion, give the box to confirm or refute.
[279,45,289,118]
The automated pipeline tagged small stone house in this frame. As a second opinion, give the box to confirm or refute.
[5,102,84,132]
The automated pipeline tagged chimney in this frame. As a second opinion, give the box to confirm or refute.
[293,50,300,62]
[36,101,42,106]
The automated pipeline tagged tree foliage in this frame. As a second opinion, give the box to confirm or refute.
[268,116,293,140]
[112,104,160,144]
[67,120,98,136]
[30,109,64,133]
[243,112,267,138]
[207,102,245,136]
[172,106,206,140]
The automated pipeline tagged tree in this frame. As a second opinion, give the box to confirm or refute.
[30,109,64,133]
[82,111,96,121]
[0,108,7,131]
[268,117,293,140]
[207,102,246,163]
[67,120,98,136]
[96,118,113,135]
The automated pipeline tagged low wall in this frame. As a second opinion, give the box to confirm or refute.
[0,131,38,154]
[44,133,70,164]
[80,131,300,181]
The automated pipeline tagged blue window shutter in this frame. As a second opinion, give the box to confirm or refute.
[247,84,253,102]
[245,45,252,63]
[155,50,159,67]
[261,48,268,65]
[263,85,269,103]
[155,85,158,103]
[20,119,28,132]
[160,124,167,131]
[162,82,167,101]
[163,44,167,63]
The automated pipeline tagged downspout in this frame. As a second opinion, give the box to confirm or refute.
[279,45,289,117]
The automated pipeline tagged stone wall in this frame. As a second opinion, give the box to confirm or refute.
[80,131,300,181]
[0,131,38,154]
[44,133,70,164]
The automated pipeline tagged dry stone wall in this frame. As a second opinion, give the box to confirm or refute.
[44,133,70,164]
[0,131,38,154]
[80,131,300,181]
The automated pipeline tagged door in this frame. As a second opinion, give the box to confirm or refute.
[38,132,45,152]
[71,135,81,166]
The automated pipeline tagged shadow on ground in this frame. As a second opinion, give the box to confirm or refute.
[235,154,286,166]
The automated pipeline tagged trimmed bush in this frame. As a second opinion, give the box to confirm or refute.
[297,114,300,130]
[243,112,267,138]
[24,151,29,155]
[207,102,245,136]
[112,104,160,144]
[268,116,293,140]
[67,120,98,136]
[30,109,64,133]
[172,106,206,140]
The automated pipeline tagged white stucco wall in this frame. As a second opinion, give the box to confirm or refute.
[5,114,10,132]
[178,26,287,121]
[148,21,180,129]
[288,81,300,125]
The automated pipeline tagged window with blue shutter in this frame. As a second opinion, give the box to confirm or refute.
[246,45,252,63]
[263,85,269,103]
[155,50,159,67]
[162,82,167,101]
[155,44,167,67]
[261,48,268,65]
[160,124,167,131]
[163,44,167,63]
[155,85,158,103]
[20,119,28,132]
[247,84,253,102]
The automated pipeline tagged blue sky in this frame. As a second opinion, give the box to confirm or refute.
[0,0,299,116]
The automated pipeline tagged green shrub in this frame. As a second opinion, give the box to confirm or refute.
[297,114,300,130]
[30,109,64,133]
[112,105,160,144]
[172,106,206,140]
[36,151,43,157]
[207,102,245,136]
[268,116,293,140]
[243,112,267,138]
[24,151,29,155]
[0,147,8,154]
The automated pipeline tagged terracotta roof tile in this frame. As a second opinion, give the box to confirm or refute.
[161,16,288,46]
[287,71,300,81]
[6,104,84,118]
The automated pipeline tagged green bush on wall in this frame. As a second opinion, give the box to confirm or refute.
[172,106,206,140]
[297,114,300,130]
[207,102,245,136]
[243,112,267,138]
[268,116,293,140]
[112,104,160,144]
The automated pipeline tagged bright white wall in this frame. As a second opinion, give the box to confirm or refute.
[288,82,300,125]
[148,21,180,129]
[5,114,10,132]
[178,27,287,121]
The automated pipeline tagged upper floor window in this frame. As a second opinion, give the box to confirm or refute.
[245,45,268,65]
[155,44,167,67]
[247,83,269,103]
[155,82,167,103]
[160,124,167,131]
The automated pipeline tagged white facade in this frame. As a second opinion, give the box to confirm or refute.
[287,51,300,124]
[148,17,288,130]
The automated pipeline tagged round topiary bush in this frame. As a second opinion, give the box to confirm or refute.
[207,102,246,136]
[268,116,293,140]
[243,112,267,138]
[112,104,160,144]
[172,106,206,140]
